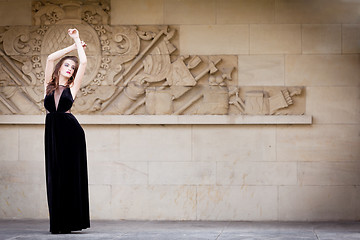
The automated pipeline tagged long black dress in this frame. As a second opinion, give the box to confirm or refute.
[44,85,90,233]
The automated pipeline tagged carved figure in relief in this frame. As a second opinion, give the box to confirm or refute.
[43,28,90,234]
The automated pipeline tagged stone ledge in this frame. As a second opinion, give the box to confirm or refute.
[0,115,312,125]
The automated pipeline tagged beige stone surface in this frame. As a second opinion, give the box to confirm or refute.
[279,186,360,221]
[302,24,341,54]
[217,162,297,185]
[298,162,360,186]
[0,161,45,184]
[275,0,360,24]
[0,0,31,26]
[89,185,112,219]
[0,115,312,125]
[238,55,284,86]
[38,184,50,218]
[180,25,249,55]
[285,55,360,86]
[111,185,197,220]
[149,162,216,185]
[0,183,47,219]
[1,0,360,222]
[0,126,18,162]
[18,126,44,162]
[88,161,148,185]
[164,0,215,24]
[216,0,275,24]
[342,24,360,53]
[277,125,360,162]
[193,125,276,162]
[197,186,278,220]
[250,24,301,54]
[307,87,360,124]
[119,125,192,162]
[84,126,121,162]
[111,0,163,25]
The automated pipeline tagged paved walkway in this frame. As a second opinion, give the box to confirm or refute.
[0,220,359,240]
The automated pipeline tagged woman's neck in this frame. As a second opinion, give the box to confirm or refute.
[58,76,68,86]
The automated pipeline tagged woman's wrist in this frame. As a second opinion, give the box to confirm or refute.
[69,43,76,51]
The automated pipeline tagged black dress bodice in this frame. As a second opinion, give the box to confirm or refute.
[44,86,73,113]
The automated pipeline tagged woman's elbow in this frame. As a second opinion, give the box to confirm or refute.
[80,59,87,65]
[47,55,55,62]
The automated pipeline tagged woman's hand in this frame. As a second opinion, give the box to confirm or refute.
[68,28,80,40]
[80,40,87,49]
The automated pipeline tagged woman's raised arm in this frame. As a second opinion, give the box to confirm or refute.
[68,28,87,99]
[44,43,76,92]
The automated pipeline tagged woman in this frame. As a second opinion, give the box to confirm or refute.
[43,28,90,234]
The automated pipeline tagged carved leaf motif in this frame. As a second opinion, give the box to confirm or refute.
[81,4,109,25]
[83,12,96,24]
[33,4,64,25]
[137,31,156,41]
[36,26,48,35]
[95,25,106,35]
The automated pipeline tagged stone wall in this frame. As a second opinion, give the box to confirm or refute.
[0,0,359,221]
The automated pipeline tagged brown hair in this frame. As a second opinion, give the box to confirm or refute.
[46,56,79,95]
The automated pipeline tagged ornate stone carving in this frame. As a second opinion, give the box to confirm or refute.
[229,87,304,115]
[0,0,306,116]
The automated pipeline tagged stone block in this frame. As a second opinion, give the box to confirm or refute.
[275,0,360,24]
[180,25,249,55]
[146,88,174,115]
[217,162,297,185]
[149,162,216,185]
[277,125,360,162]
[0,126,18,162]
[164,0,215,24]
[238,55,284,86]
[307,87,360,124]
[111,0,163,25]
[298,162,360,186]
[119,125,191,162]
[285,55,360,86]
[193,125,276,162]
[302,24,341,54]
[0,0,31,26]
[0,161,45,184]
[88,161,148,185]
[111,185,197,220]
[89,185,112,219]
[216,0,275,24]
[38,184,49,218]
[197,186,278,220]
[279,186,360,221]
[250,24,301,54]
[342,24,360,53]
[0,183,47,219]
[196,86,229,115]
[18,126,44,162]
[84,125,120,162]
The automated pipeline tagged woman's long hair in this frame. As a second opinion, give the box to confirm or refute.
[46,56,79,95]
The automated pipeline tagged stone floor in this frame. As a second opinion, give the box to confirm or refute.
[0,220,359,240]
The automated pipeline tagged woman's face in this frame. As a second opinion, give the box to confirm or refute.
[59,59,76,79]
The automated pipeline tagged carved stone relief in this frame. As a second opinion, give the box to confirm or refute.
[0,0,305,116]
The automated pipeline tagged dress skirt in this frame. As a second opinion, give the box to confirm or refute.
[45,112,90,233]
